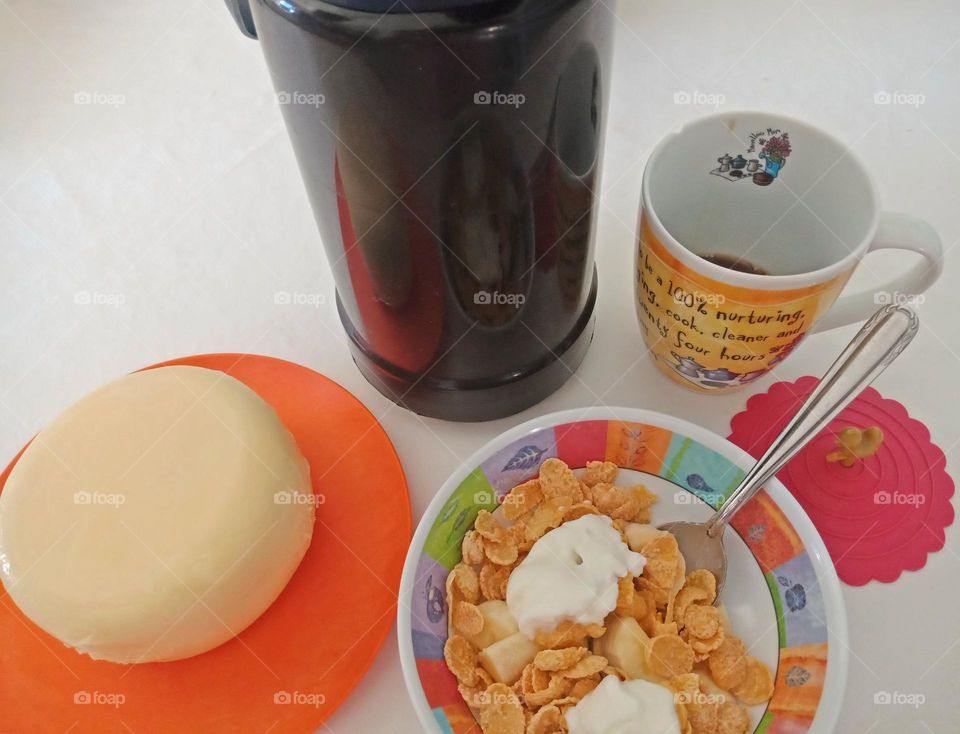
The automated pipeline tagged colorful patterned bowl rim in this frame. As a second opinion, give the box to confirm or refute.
[397,407,848,733]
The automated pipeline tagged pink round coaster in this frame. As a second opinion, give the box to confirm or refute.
[728,376,955,585]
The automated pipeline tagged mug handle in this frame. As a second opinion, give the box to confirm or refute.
[813,212,943,332]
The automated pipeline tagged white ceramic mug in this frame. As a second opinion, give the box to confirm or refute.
[636,111,943,392]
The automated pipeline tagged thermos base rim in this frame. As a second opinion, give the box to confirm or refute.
[339,271,598,422]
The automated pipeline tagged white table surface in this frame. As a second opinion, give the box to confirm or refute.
[2,1,959,732]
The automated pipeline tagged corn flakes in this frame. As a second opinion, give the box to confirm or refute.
[444,634,479,687]
[524,675,572,708]
[562,502,600,523]
[646,634,695,678]
[548,696,579,712]
[526,704,566,734]
[665,672,700,703]
[519,663,537,696]
[485,539,520,566]
[684,569,718,604]
[639,534,683,606]
[731,657,775,705]
[462,530,486,566]
[504,479,544,521]
[654,621,680,637]
[524,500,567,544]
[453,601,485,637]
[534,647,589,672]
[615,575,635,616]
[632,588,658,635]
[529,661,549,692]
[539,458,583,501]
[459,666,496,708]
[479,683,525,734]
[534,621,605,649]
[449,563,480,604]
[684,605,721,640]
[476,510,507,543]
[716,700,750,734]
[589,483,635,520]
[569,676,601,699]
[707,635,748,691]
[672,584,711,627]
[582,460,619,487]
[685,699,720,734]
[480,563,511,601]
[691,634,725,662]
[561,655,608,679]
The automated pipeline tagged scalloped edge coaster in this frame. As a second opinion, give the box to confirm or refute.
[728,376,955,585]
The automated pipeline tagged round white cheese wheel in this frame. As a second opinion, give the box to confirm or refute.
[0,366,315,663]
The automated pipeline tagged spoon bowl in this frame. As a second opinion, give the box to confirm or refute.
[660,520,728,593]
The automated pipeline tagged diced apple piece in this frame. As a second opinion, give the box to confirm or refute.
[594,615,651,680]
[478,633,541,685]
[624,524,668,553]
[466,600,520,650]
[672,551,687,598]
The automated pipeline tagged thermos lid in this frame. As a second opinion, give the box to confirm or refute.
[321,0,505,10]
[226,0,512,40]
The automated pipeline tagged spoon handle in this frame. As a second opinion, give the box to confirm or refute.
[705,304,920,538]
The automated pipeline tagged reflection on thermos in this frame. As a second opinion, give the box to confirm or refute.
[335,106,414,310]
[445,117,533,329]
[226,0,615,421]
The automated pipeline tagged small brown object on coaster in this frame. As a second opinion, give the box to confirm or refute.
[827,426,884,467]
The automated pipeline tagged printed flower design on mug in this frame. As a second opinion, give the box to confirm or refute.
[711,128,792,186]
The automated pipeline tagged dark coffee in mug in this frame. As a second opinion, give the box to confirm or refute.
[700,253,769,276]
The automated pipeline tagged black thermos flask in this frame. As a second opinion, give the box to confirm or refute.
[225,0,615,421]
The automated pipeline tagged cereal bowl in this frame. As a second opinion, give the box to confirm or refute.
[398,407,847,733]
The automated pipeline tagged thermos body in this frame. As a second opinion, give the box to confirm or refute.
[238,0,614,420]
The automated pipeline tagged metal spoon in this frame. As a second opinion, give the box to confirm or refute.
[660,304,920,599]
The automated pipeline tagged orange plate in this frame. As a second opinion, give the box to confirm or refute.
[0,354,411,733]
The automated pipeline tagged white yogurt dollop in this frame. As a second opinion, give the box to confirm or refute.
[565,676,681,734]
[506,514,646,638]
